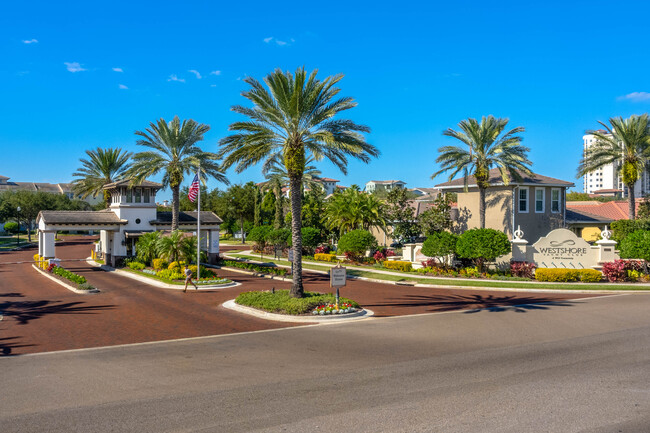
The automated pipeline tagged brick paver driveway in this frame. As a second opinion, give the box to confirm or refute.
[0,237,598,355]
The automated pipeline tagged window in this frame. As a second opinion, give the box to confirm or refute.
[518,187,528,213]
[535,188,545,213]
[551,188,560,213]
[135,189,141,203]
[126,188,132,203]
[143,189,150,203]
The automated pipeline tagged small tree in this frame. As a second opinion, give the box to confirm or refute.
[288,227,323,255]
[638,197,650,220]
[619,230,650,261]
[248,225,273,252]
[456,228,510,272]
[156,231,185,264]
[4,221,19,234]
[337,229,377,260]
[418,194,453,236]
[136,231,160,266]
[385,187,418,242]
[421,231,458,268]
[267,228,291,250]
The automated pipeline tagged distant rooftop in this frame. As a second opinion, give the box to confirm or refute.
[435,169,574,189]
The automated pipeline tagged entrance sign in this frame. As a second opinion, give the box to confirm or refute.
[530,228,616,269]
[288,249,294,262]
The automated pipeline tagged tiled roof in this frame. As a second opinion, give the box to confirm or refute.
[314,177,340,182]
[150,211,223,225]
[435,168,574,188]
[565,209,614,223]
[104,179,163,189]
[566,200,641,221]
[37,210,127,225]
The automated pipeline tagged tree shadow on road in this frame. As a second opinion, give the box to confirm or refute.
[1,300,115,325]
[0,336,34,356]
[0,292,24,297]
[364,293,578,314]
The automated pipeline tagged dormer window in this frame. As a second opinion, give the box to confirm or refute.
[144,189,150,203]
[135,189,141,203]
[126,188,132,203]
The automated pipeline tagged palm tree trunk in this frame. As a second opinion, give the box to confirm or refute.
[479,186,486,228]
[240,216,245,244]
[172,185,180,231]
[627,183,636,220]
[289,175,304,298]
[103,190,111,209]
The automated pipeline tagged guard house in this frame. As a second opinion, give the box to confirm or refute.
[36,180,222,266]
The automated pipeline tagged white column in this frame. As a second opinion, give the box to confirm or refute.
[42,231,56,258]
[209,229,220,254]
[38,230,43,256]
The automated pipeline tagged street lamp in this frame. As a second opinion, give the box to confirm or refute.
[16,206,21,248]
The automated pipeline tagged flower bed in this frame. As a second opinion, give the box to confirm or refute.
[235,290,360,315]
[312,302,357,315]
[47,264,96,291]
[121,260,232,285]
[314,253,337,262]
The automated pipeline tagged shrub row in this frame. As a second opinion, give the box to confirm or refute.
[534,268,602,282]
[223,260,288,276]
[51,265,87,285]
[314,253,338,262]
[152,258,167,270]
[235,290,359,315]
[127,261,145,270]
[601,259,646,282]
[382,260,413,272]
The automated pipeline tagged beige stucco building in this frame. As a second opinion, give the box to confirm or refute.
[435,169,574,243]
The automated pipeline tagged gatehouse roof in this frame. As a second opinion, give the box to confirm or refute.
[37,210,127,225]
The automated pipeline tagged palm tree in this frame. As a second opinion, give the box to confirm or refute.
[433,116,532,228]
[129,116,228,230]
[218,67,379,297]
[156,230,185,264]
[324,187,386,236]
[72,147,132,208]
[578,114,650,219]
[262,154,323,195]
[135,231,160,266]
[180,235,198,264]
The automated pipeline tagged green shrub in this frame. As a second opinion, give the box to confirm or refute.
[337,230,377,259]
[156,269,185,280]
[77,282,96,291]
[288,227,323,253]
[421,231,458,265]
[611,219,650,243]
[187,264,216,279]
[619,229,650,261]
[152,258,167,270]
[223,260,288,276]
[51,266,87,285]
[535,268,602,282]
[266,228,291,247]
[314,253,338,262]
[127,261,145,270]
[3,221,19,233]
[235,290,359,315]
[382,260,413,272]
[168,261,186,271]
[456,228,511,272]
[248,225,273,247]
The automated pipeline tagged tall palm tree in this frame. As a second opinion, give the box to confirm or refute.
[71,147,132,208]
[128,116,228,230]
[262,154,323,195]
[218,67,379,297]
[433,116,532,228]
[578,114,650,219]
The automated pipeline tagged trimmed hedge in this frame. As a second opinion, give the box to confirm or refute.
[223,260,288,277]
[535,268,602,282]
[127,261,145,270]
[315,253,338,262]
[51,265,89,286]
[156,269,185,280]
[382,260,413,272]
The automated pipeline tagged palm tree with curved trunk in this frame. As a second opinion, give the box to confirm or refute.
[578,114,650,220]
[433,116,532,228]
[129,116,228,230]
[218,67,379,297]
[72,147,132,208]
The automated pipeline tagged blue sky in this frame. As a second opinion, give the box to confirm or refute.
[2,0,650,201]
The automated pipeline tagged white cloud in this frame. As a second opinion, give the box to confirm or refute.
[618,92,650,102]
[263,36,273,43]
[64,62,86,73]
[276,40,287,46]
[210,70,221,76]
[210,84,217,87]
[167,74,185,83]
[112,67,123,72]
[22,39,38,44]
[188,69,202,79]
[118,84,128,90]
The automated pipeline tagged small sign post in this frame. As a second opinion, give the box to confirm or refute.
[330,264,347,309]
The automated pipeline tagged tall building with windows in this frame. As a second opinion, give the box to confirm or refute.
[582,132,650,197]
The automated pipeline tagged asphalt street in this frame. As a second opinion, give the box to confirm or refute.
[2,292,649,432]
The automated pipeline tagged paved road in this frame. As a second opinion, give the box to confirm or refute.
[1,292,649,432]
[0,237,594,355]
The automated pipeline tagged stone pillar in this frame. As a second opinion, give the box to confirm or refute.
[208,229,220,264]
[42,231,56,258]
[510,225,529,262]
[402,243,416,262]
[595,226,619,265]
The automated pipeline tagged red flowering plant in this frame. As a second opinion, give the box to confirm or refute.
[602,259,647,282]
[47,263,58,273]
[510,261,536,279]
[314,245,331,254]
[373,250,386,261]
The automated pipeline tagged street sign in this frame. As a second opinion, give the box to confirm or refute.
[288,249,294,262]
[330,266,346,288]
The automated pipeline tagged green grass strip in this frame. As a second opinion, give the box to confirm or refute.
[236,290,359,315]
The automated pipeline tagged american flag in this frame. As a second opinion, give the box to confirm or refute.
[188,174,200,203]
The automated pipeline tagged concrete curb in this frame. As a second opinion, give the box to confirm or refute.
[86,259,240,291]
[222,299,374,323]
[32,264,99,294]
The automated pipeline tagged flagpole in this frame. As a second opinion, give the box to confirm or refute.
[197,163,201,280]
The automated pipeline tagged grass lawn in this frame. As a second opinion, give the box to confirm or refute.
[226,253,650,291]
